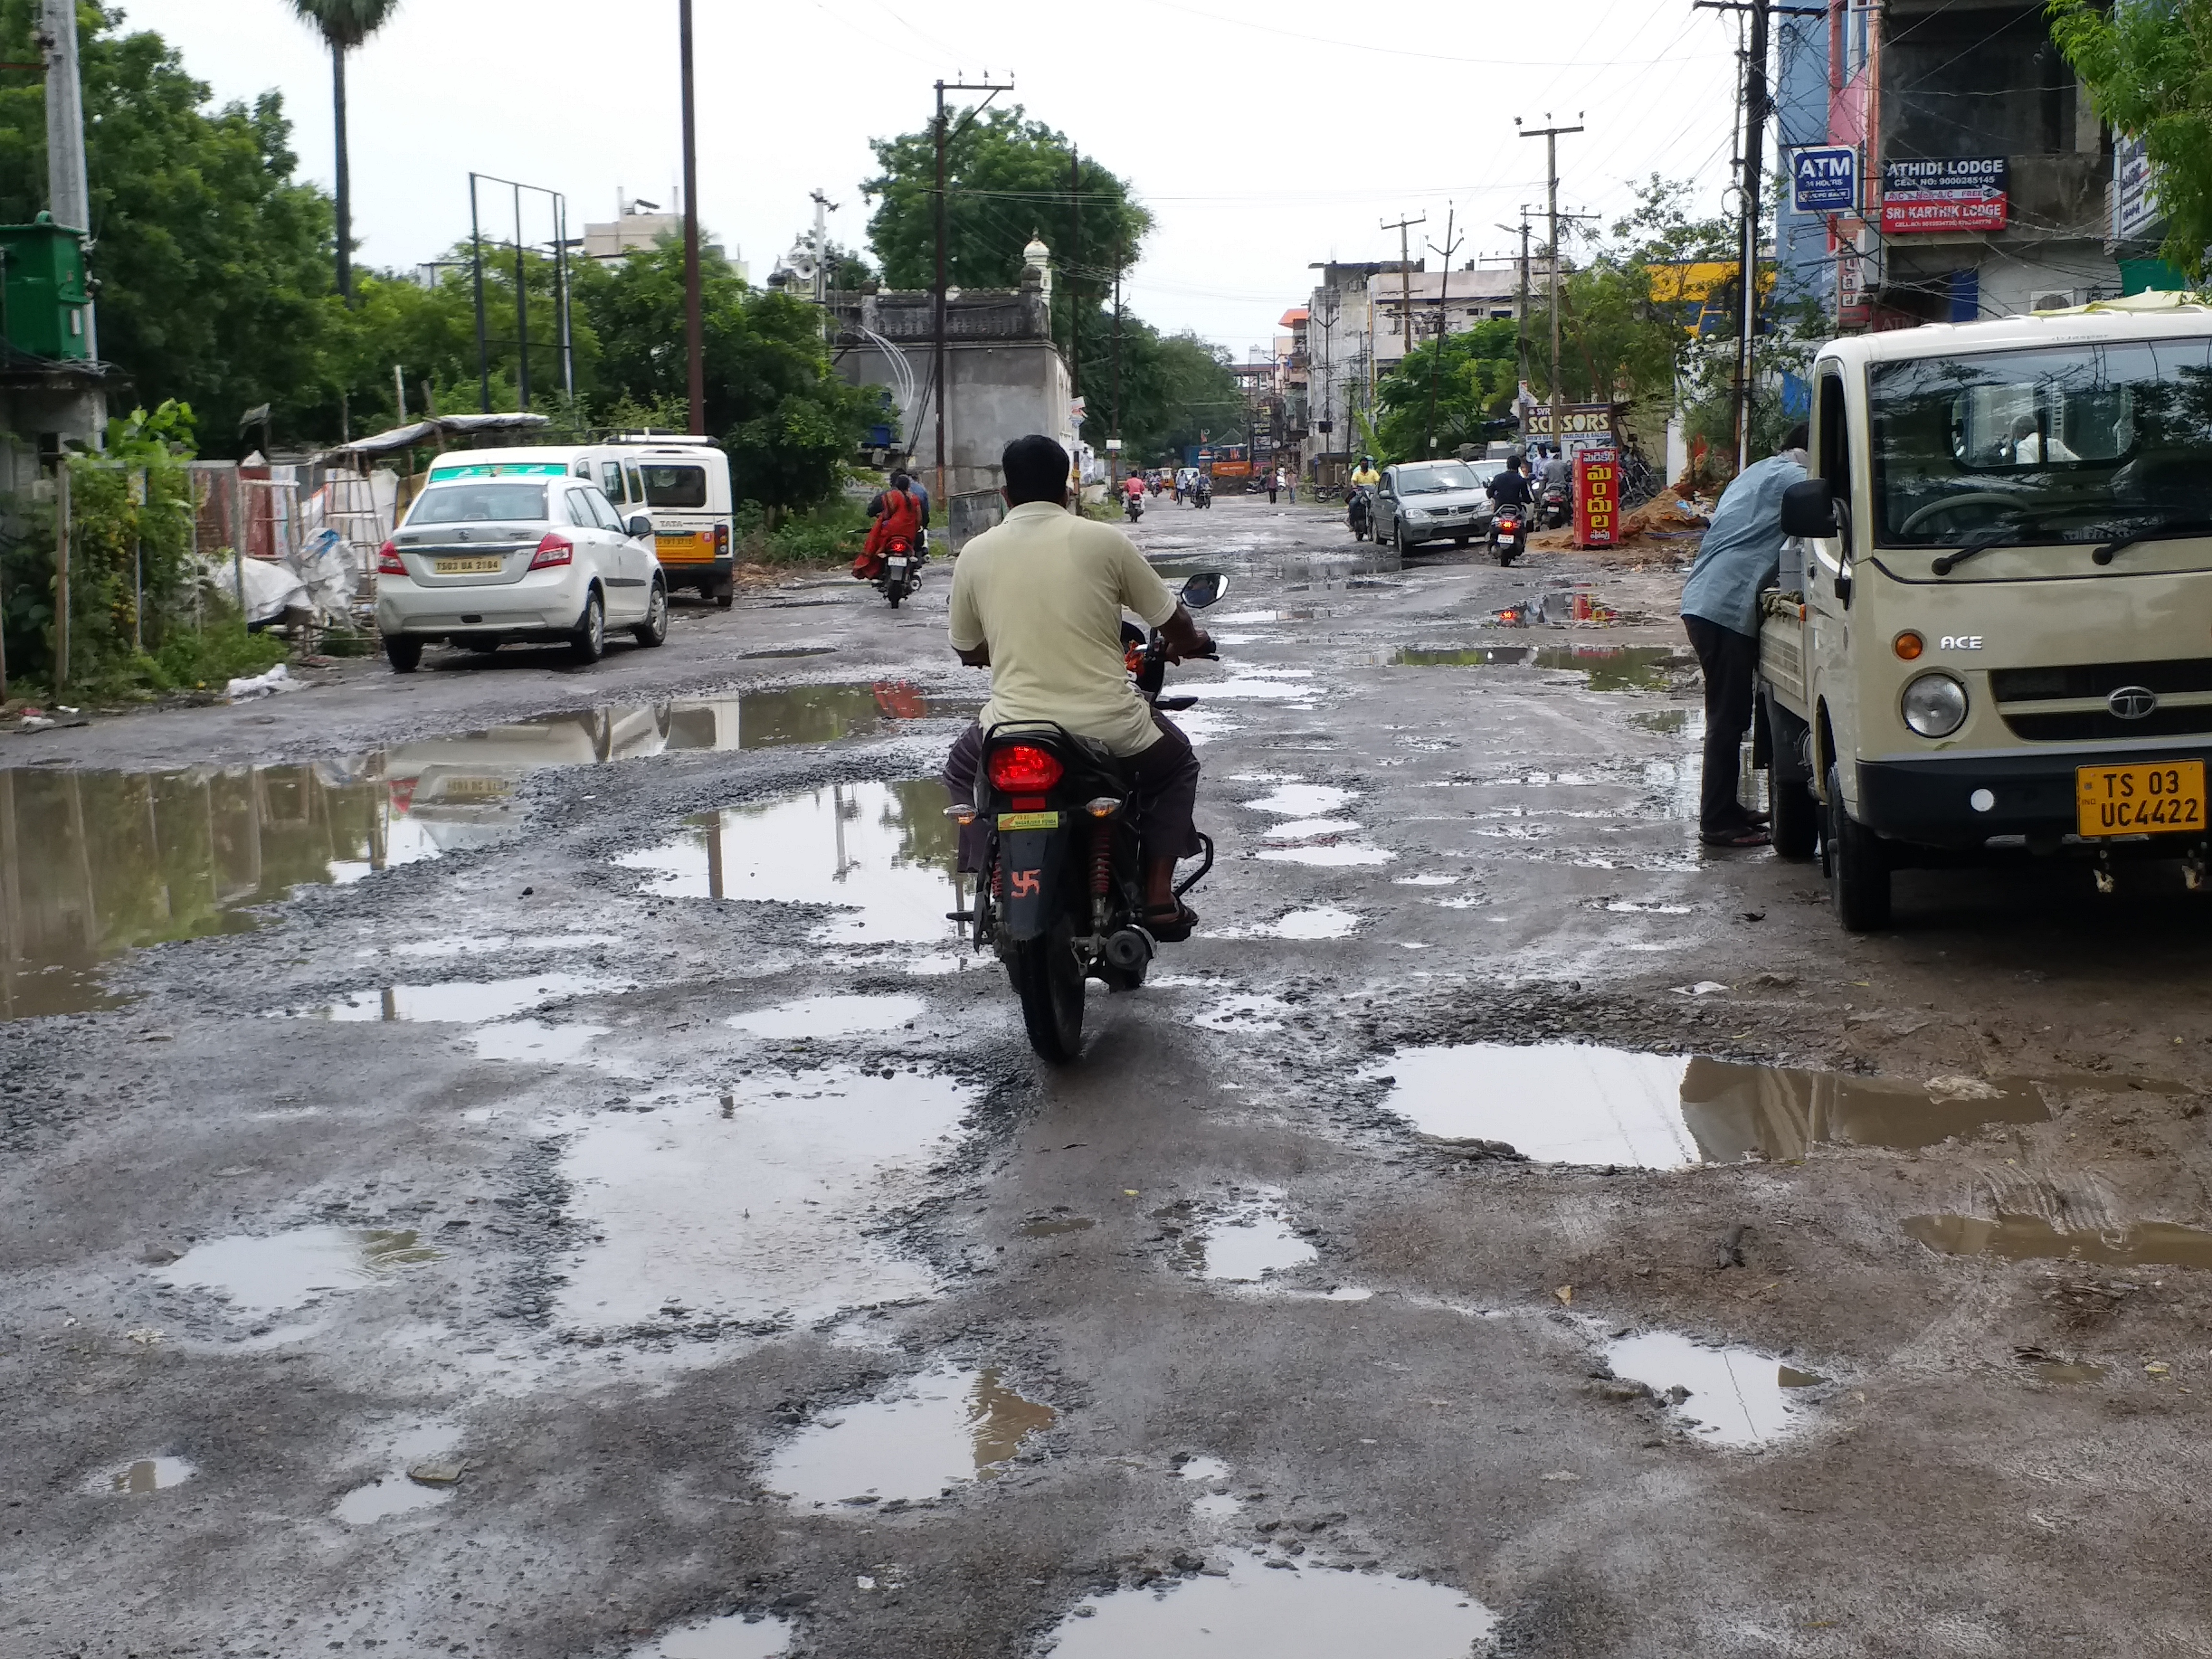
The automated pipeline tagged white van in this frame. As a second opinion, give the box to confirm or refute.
[420,440,737,608]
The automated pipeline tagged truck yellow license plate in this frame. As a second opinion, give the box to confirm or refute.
[2076,760,2206,836]
[997,811,1059,830]
[434,556,503,574]
[656,533,712,562]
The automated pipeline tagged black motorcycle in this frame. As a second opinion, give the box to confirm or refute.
[1541,482,1569,529]
[875,534,920,607]
[1191,478,1213,509]
[1489,504,1527,566]
[1347,483,1374,541]
[950,572,1228,1061]
[1124,491,1144,524]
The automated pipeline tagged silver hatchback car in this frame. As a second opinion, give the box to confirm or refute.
[375,469,669,672]
[1373,461,1495,553]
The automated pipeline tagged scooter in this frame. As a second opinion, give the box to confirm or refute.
[1489,505,1527,566]
[1541,483,1569,529]
[1347,483,1374,542]
[951,572,1228,1062]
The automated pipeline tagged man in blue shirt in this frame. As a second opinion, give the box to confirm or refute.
[1679,423,1808,848]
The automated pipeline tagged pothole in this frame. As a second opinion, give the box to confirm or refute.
[1178,1190,1317,1284]
[84,1456,195,1495]
[294,973,635,1023]
[615,781,960,945]
[156,1228,440,1316]
[1364,1044,2077,1167]
[1904,1214,2212,1268]
[1261,907,1359,940]
[763,1365,1054,1508]
[1241,783,1355,818]
[550,1067,976,1328]
[470,1020,611,1064]
[633,1612,794,1659]
[1602,1330,1821,1447]
[1043,1557,1494,1657]
[726,995,926,1039]
[333,1473,453,1524]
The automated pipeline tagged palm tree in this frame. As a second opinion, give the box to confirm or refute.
[289,0,403,304]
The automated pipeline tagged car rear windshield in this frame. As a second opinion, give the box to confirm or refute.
[1399,464,1480,493]
[408,483,548,524]
[641,465,708,508]
[1870,336,2212,546]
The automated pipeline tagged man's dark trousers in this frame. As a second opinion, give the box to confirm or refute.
[1684,613,1759,832]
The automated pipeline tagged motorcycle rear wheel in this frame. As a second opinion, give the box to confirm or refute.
[1009,916,1086,1061]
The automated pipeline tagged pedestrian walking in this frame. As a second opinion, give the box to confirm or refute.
[1287,472,1297,504]
[1267,467,1283,505]
[1679,422,1809,849]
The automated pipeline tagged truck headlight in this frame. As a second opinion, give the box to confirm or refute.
[1901,673,1968,737]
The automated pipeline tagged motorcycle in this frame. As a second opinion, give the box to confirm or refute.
[1124,491,1144,524]
[1541,483,1569,529]
[1346,483,1374,542]
[876,533,920,607]
[1191,478,1213,509]
[1488,503,1527,566]
[950,571,1228,1062]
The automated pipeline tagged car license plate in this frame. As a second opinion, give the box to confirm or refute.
[2076,759,2206,836]
[434,556,503,575]
[997,810,1059,830]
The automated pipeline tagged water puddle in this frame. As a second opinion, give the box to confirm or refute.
[470,1019,610,1064]
[1392,646,1532,667]
[1261,907,1358,940]
[333,1473,453,1524]
[2017,1348,2107,1384]
[86,1456,195,1495]
[1367,1044,2071,1167]
[1604,1331,1812,1447]
[1391,645,1690,692]
[1628,709,1698,736]
[1257,844,1395,867]
[726,994,926,1039]
[1018,1214,1095,1238]
[1242,783,1354,817]
[636,1613,794,1659]
[1181,1190,1318,1283]
[615,781,960,946]
[551,1066,975,1327]
[1180,672,1320,703]
[1045,1557,1494,1658]
[301,972,634,1023]
[1903,1214,2212,1269]
[156,1227,439,1315]
[763,1365,1055,1508]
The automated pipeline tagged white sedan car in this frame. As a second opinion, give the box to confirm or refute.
[374,469,669,672]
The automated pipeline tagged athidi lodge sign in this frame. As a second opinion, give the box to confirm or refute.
[1880,157,2008,234]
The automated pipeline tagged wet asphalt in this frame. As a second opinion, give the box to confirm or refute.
[9,494,2212,1657]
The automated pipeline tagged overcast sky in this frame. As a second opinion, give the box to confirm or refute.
[116,0,1748,356]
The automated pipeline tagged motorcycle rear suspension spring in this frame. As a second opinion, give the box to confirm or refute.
[1090,822,1114,897]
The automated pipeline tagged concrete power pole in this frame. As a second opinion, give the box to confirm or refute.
[809,187,839,345]
[1518,117,1583,458]
[39,0,92,358]
[1423,207,1462,459]
[1498,212,1532,399]
[678,0,703,434]
[1380,213,1426,421]
[933,77,1012,507]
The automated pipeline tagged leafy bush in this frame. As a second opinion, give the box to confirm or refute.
[735,498,868,567]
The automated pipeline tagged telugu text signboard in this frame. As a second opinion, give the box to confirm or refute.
[1880,156,2008,234]
[1791,146,1859,215]
[1574,447,1618,549]
[2114,135,2161,242]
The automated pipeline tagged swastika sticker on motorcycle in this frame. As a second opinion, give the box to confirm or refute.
[1010,869,1042,897]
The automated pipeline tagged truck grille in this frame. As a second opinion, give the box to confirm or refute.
[1992,657,2212,741]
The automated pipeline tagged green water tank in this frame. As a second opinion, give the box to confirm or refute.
[0,214,91,361]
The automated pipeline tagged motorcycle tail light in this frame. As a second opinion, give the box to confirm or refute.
[376,540,406,576]
[529,532,574,569]
[988,744,1064,792]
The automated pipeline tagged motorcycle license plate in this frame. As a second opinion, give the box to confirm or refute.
[887,558,907,570]
[2076,760,2205,836]
[435,556,503,574]
[997,810,1059,830]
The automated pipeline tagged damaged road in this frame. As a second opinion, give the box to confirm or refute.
[8,499,2212,1658]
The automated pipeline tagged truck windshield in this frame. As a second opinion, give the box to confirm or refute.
[1871,337,2212,547]
[407,483,548,524]
[1398,464,1480,493]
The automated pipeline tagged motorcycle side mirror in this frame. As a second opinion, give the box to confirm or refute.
[1180,572,1229,609]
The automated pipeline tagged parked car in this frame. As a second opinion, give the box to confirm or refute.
[374,465,668,672]
[1372,460,1494,552]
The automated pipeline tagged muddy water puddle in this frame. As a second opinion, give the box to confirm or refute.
[300,971,634,1022]
[333,1473,452,1524]
[637,1614,794,1659]
[764,1365,1055,1507]
[615,780,960,947]
[0,686,947,1019]
[1177,1190,1318,1283]
[85,1456,195,1495]
[157,1227,440,1315]
[1391,644,1691,691]
[1046,1557,1493,1658]
[1904,1213,2212,1269]
[726,994,926,1039]
[1367,1043,2080,1167]
[1019,1214,1096,1238]
[551,1065,975,1327]
[1604,1331,1816,1447]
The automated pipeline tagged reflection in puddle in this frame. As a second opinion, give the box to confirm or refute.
[1904,1214,2212,1269]
[1628,709,1699,736]
[1263,907,1359,940]
[1366,1044,2065,1168]
[726,994,925,1039]
[616,781,959,945]
[1183,1190,1317,1283]
[157,1228,439,1314]
[1533,646,1694,691]
[552,1067,975,1327]
[470,1019,608,1063]
[637,1613,794,1659]
[334,1474,451,1524]
[764,1365,1054,1507]
[1242,783,1354,817]
[1605,1331,1810,1447]
[306,972,634,1022]
[1047,1557,1494,1658]
[1392,646,1533,667]
[87,1456,195,1494]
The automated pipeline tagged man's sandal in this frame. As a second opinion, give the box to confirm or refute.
[1142,901,1199,943]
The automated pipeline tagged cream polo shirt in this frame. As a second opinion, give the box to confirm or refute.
[948,500,1179,757]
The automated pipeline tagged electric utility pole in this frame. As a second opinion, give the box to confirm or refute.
[1497,212,1533,398]
[933,75,1014,506]
[1068,146,1082,414]
[809,187,840,343]
[679,0,703,433]
[1110,231,1124,490]
[1380,213,1426,407]
[1518,116,1582,458]
[1423,206,1463,458]
[39,0,92,357]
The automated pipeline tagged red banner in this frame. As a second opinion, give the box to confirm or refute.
[1574,447,1618,548]
[1880,192,2007,234]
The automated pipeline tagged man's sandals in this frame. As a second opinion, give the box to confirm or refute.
[1143,900,1199,943]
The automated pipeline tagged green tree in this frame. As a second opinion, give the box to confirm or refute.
[286,0,403,303]
[0,2,336,455]
[2051,0,2212,280]
[1373,319,1518,462]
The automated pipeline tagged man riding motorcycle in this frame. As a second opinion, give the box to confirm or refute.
[1350,455,1381,490]
[1120,470,1147,521]
[1487,456,1535,556]
[944,435,1214,942]
[856,469,924,580]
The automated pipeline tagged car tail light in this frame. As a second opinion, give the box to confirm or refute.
[714,524,729,556]
[529,531,573,570]
[988,744,1064,792]
[377,540,406,577]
